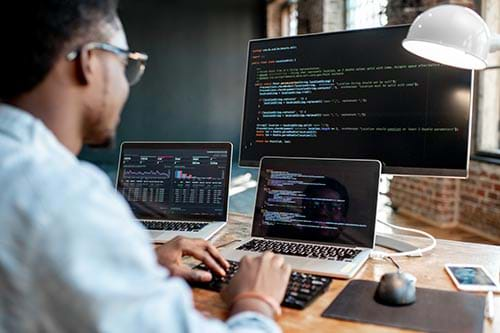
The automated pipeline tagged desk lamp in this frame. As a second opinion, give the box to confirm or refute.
[402,4,500,70]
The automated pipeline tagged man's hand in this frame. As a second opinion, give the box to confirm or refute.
[155,236,229,282]
[221,252,291,317]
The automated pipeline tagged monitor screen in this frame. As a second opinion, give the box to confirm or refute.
[116,142,232,221]
[252,158,380,248]
[239,25,472,177]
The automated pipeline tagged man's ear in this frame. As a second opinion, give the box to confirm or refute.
[74,47,97,86]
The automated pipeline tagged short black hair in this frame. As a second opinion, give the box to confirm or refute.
[0,0,119,100]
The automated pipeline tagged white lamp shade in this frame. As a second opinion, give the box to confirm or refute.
[402,5,491,70]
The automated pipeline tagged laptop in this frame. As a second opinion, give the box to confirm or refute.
[221,157,381,278]
[116,142,232,242]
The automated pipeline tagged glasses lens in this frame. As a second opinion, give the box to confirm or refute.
[125,58,146,86]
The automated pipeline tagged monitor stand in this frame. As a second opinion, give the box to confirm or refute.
[375,234,419,253]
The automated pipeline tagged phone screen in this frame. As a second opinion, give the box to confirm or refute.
[449,266,496,286]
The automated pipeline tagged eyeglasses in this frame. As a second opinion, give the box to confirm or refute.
[66,42,148,86]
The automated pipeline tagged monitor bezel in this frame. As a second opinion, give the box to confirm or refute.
[238,24,473,179]
[116,141,233,222]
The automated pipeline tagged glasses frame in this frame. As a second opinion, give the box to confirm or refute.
[66,42,148,86]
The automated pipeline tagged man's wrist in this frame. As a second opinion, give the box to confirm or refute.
[230,298,276,318]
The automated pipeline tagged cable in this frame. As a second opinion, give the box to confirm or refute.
[370,219,437,259]
[215,239,242,249]
[385,256,401,272]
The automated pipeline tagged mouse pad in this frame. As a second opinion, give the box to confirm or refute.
[322,280,485,333]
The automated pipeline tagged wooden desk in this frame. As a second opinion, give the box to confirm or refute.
[192,213,500,333]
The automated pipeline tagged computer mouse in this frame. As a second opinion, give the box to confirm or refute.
[374,272,417,306]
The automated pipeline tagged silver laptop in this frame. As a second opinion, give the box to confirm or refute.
[116,142,232,242]
[221,157,380,278]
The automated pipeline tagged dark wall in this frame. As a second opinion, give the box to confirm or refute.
[79,0,266,168]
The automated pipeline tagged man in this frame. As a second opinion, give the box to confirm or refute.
[0,1,291,332]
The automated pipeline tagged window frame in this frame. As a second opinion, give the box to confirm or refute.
[472,0,500,164]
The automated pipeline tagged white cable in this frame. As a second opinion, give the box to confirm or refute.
[370,219,437,259]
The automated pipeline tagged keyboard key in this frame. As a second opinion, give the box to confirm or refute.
[190,260,332,310]
[141,220,208,232]
[236,239,361,262]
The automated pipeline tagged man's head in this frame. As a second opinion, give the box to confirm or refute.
[0,1,145,150]
[303,178,350,220]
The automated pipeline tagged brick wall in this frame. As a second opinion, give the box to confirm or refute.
[391,161,500,241]
[390,177,459,226]
[459,162,500,240]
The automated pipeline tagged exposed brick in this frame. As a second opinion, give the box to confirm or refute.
[461,195,479,204]
[389,160,500,235]
[481,182,493,190]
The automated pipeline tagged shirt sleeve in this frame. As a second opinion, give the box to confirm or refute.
[29,164,281,333]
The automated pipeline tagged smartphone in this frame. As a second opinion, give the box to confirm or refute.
[445,264,500,292]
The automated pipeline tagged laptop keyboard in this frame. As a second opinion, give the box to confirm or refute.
[236,239,361,262]
[142,220,209,232]
[191,260,332,309]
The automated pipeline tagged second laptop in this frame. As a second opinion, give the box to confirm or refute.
[116,141,232,242]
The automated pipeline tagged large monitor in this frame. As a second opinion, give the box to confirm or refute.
[239,25,473,177]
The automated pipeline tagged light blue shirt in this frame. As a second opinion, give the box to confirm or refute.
[0,104,280,333]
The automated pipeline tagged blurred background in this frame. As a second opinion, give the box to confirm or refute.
[79,0,499,244]
[80,0,266,213]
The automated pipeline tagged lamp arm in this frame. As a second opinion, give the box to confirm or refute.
[489,33,500,52]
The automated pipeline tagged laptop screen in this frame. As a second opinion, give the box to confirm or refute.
[252,158,380,248]
[117,142,232,221]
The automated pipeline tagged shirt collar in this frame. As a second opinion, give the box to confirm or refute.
[0,103,74,159]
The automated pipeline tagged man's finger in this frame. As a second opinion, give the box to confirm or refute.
[262,251,274,262]
[184,248,226,276]
[170,264,213,282]
[207,243,230,269]
[271,254,285,268]
[282,263,292,276]
[200,251,227,276]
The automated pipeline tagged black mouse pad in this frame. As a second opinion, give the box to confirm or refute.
[322,280,485,333]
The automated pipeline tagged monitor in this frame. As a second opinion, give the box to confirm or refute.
[116,142,232,221]
[239,25,473,177]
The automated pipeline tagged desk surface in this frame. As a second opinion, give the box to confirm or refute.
[191,213,500,333]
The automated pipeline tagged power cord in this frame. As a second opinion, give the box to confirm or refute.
[370,219,437,259]
[385,256,401,272]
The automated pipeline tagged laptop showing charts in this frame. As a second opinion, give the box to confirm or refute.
[221,157,380,278]
[116,142,232,242]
